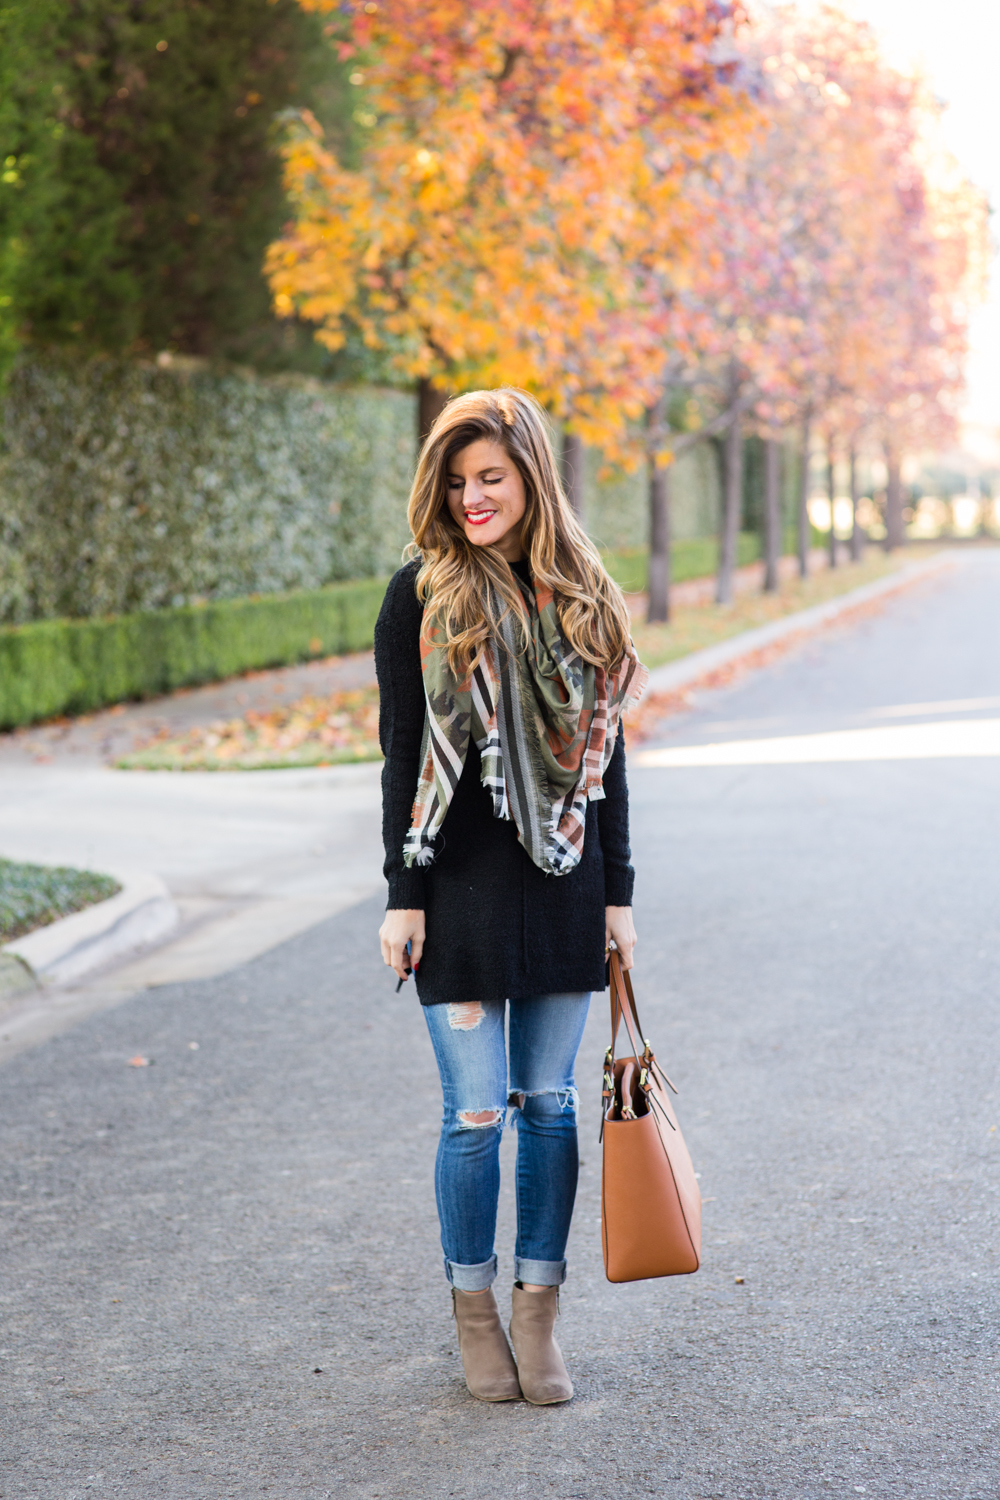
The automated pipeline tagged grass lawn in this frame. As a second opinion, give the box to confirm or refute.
[630,549,915,670]
[116,687,381,772]
[0,859,121,942]
[602,534,761,592]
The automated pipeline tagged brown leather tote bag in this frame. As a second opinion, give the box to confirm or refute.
[600,951,701,1282]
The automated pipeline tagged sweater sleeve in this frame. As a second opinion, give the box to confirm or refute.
[597,723,635,907]
[374,561,428,910]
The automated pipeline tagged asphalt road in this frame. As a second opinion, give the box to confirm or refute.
[2,548,998,1500]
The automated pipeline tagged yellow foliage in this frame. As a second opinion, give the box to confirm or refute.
[267,0,752,450]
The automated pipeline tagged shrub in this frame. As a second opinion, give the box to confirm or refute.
[0,0,353,370]
[0,354,415,623]
[0,576,389,729]
[0,858,120,942]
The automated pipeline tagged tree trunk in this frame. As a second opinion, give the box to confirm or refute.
[884,449,905,550]
[717,406,742,605]
[562,428,585,520]
[849,444,864,562]
[827,435,838,569]
[763,437,781,593]
[418,378,449,445]
[647,422,672,625]
[798,412,811,579]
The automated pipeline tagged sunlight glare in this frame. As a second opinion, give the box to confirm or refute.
[634,718,1000,769]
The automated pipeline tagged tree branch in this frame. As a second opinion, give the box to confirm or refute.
[646,388,757,460]
[495,47,522,85]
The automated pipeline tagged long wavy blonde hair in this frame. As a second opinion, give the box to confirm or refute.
[407,388,632,677]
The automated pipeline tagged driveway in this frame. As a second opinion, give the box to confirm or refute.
[1,550,998,1498]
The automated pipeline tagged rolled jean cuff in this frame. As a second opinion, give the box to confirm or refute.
[514,1257,567,1287]
[445,1254,497,1291]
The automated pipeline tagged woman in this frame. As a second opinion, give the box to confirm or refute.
[375,388,646,1405]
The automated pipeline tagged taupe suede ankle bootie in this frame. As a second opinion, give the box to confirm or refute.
[452,1289,522,1401]
[509,1284,574,1404]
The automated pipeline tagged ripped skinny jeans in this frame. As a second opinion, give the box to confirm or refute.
[423,992,591,1292]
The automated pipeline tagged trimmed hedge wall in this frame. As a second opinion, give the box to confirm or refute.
[0,576,388,729]
[0,353,415,624]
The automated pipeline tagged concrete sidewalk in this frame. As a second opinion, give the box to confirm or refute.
[0,761,384,1059]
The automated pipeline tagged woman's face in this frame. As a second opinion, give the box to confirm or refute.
[445,439,527,562]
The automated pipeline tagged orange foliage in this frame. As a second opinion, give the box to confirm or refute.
[266,0,751,449]
[267,2,987,471]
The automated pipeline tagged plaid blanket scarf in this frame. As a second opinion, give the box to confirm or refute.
[403,572,648,877]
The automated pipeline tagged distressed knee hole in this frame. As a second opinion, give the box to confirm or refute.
[457,1108,503,1128]
[447,1001,485,1031]
[506,1086,579,1127]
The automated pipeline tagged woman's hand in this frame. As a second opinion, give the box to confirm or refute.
[379,908,426,982]
[605,906,637,970]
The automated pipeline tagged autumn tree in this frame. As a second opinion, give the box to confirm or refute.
[267,0,749,450]
[748,9,986,557]
[639,3,987,610]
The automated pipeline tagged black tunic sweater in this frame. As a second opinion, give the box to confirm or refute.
[374,559,634,1006]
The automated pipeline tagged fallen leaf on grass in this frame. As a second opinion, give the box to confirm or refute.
[625,585,905,743]
[624,688,694,742]
[115,686,381,772]
[128,1055,149,1067]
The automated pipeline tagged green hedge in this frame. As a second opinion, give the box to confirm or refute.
[0,576,388,729]
[0,353,415,624]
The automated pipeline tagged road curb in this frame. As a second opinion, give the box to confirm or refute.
[3,872,179,987]
[0,953,36,1004]
[643,552,951,698]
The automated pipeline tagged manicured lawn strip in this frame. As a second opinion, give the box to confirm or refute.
[601,529,831,593]
[630,550,913,670]
[120,745,380,772]
[0,859,121,942]
[602,534,761,593]
[116,686,382,772]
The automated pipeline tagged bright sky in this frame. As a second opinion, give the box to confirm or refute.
[842,0,1000,434]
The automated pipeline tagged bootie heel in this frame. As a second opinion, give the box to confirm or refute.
[452,1288,522,1401]
[509,1284,574,1405]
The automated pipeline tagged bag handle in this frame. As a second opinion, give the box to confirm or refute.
[600,952,653,1142]
[606,950,679,1096]
[607,949,646,1064]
